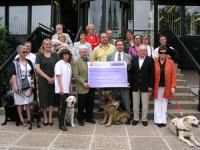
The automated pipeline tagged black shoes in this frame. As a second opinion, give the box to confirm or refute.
[126,119,131,125]
[142,121,148,126]
[59,125,68,131]
[132,120,139,126]
[162,124,166,127]
[79,121,85,126]
[98,108,104,112]
[156,123,166,128]
[85,119,96,124]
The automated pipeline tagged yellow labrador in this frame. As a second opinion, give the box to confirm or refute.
[169,116,200,147]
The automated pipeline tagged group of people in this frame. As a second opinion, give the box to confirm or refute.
[10,23,177,131]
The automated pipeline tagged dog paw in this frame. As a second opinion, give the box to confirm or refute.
[188,143,194,147]
[71,124,75,127]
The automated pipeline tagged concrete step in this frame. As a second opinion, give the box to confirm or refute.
[176,68,181,74]
[176,79,186,86]
[175,86,190,93]
[176,73,184,80]
[171,93,195,101]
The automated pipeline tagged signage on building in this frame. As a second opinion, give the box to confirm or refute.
[128,20,133,30]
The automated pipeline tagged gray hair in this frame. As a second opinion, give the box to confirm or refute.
[79,45,88,53]
[16,45,26,54]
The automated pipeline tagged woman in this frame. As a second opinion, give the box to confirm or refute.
[54,49,72,131]
[142,35,156,59]
[153,46,176,127]
[124,29,134,53]
[35,39,59,126]
[85,24,99,50]
[53,33,69,53]
[11,45,35,126]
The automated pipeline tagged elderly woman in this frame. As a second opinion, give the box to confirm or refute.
[54,49,72,131]
[154,46,176,128]
[35,38,59,126]
[85,24,100,50]
[11,45,35,126]
[53,33,69,53]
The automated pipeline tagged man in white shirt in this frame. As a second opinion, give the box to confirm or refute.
[15,41,36,67]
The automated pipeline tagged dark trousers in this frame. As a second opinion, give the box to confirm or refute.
[77,89,95,122]
[56,93,68,126]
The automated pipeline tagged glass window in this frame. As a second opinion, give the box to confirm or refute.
[185,6,200,35]
[31,5,51,32]
[134,0,154,46]
[88,0,102,34]
[106,0,122,38]
[9,6,28,35]
[0,7,5,27]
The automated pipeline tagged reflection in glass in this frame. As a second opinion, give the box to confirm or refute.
[9,6,28,35]
[88,0,102,34]
[158,5,181,36]
[106,0,122,38]
[0,7,5,27]
[185,6,200,35]
[32,5,51,32]
[134,0,154,46]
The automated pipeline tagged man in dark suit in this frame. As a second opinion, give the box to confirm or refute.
[130,44,154,126]
[107,39,132,123]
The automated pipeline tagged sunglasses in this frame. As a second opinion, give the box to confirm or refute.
[22,51,28,54]
[159,52,167,55]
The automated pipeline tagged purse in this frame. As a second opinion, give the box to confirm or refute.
[21,62,30,91]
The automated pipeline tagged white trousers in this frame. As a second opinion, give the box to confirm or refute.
[154,87,168,124]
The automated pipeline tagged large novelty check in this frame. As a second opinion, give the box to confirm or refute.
[88,61,128,88]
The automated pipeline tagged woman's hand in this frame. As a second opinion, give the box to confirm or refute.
[47,77,54,84]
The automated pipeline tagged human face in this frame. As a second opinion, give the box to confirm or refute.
[24,42,31,53]
[100,33,108,45]
[126,32,133,40]
[135,35,141,45]
[58,36,66,43]
[107,30,113,40]
[56,25,63,33]
[19,47,28,58]
[43,40,52,52]
[159,37,167,46]
[88,27,94,34]
[142,38,148,45]
[138,45,147,58]
[116,41,124,52]
[63,53,69,62]
[80,34,86,41]
[159,50,167,60]
[80,48,88,60]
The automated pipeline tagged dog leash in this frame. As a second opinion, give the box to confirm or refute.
[172,95,185,116]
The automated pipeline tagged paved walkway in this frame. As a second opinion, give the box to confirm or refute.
[0,116,199,150]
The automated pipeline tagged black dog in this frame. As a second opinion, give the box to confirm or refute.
[28,100,41,130]
[1,94,20,126]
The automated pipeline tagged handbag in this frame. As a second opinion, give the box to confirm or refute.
[21,62,30,91]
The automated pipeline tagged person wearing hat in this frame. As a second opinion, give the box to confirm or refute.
[72,31,92,61]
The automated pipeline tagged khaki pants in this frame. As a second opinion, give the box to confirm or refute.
[132,91,149,121]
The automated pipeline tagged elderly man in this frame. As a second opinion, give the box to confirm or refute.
[130,44,154,126]
[72,47,95,126]
[107,39,132,123]
[51,24,73,48]
[73,31,92,60]
[106,29,116,45]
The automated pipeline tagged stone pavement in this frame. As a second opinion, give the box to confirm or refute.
[0,116,200,150]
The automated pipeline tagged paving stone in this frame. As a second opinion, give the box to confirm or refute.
[91,136,129,150]
[14,133,56,148]
[0,124,28,133]
[165,136,200,150]
[0,133,23,146]
[127,122,160,137]
[51,135,91,149]
[130,137,168,150]
[7,147,47,150]
[95,124,126,136]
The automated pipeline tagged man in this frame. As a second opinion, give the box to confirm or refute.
[51,24,73,48]
[106,29,116,45]
[15,41,36,67]
[92,33,116,111]
[72,47,95,126]
[128,34,141,57]
[130,44,154,126]
[124,29,134,53]
[73,31,92,60]
[107,39,132,123]
[154,35,179,62]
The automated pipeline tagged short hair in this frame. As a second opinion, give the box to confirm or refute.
[134,34,141,39]
[16,45,26,54]
[158,45,168,53]
[159,34,167,39]
[56,24,63,28]
[126,29,133,35]
[24,41,31,45]
[79,45,88,53]
[115,39,124,46]
[58,48,72,62]
[86,24,95,33]
[58,33,66,40]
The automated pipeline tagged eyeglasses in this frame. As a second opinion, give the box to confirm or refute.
[159,52,167,55]
[22,51,28,54]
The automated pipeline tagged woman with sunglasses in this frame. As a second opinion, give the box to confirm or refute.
[153,46,176,128]
[11,45,35,126]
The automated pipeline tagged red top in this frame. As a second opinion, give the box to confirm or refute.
[85,34,100,50]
